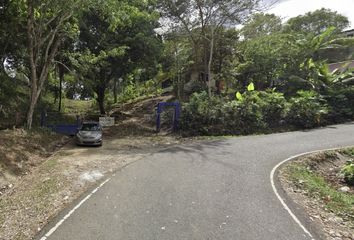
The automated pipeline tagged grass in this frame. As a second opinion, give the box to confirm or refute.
[340,147,354,158]
[192,135,234,141]
[41,158,59,172]
[62,98,94,114]
[286,163,354,221]
[32,177,59,200]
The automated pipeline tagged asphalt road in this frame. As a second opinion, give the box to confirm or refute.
[37,123,354,240]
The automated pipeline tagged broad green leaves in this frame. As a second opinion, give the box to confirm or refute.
[236,83,255,101]
[247,82,255,91]
[236,92,243,101]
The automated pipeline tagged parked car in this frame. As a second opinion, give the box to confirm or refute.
[75,122,103,146]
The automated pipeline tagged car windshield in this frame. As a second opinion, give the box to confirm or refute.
[80,123,100,131]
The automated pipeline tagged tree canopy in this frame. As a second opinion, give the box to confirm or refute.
[1,1,354,130]
[242,13,282,39]
[284,8,350,36]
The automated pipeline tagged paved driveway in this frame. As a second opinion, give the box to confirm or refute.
[37,123,354,240]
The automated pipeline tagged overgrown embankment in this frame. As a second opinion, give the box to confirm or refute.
[0,129,68,190]
[279,149,354,240]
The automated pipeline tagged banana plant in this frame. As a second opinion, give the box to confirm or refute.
[236,82,255,101]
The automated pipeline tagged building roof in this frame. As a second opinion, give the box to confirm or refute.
[343,29,354,33]
[343,29,354,37]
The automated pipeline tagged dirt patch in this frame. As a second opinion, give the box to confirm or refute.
[0,129,69,190]
[109,94,176,132]
[0,123,198,240]
[279,151,354,240]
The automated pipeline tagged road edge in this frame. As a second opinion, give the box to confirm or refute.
[38,177,111,240]
[270,146,353,240]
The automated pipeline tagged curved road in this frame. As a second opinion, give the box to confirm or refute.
[37,123,354,240]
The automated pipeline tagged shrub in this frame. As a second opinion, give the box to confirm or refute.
[181,89,345,136]
[181,91,267,135]
[180,92,223,135]
[286,91,329,128]
[184,81,208,95]
[257,91,287,128]
[117,80,162,104]
[222,93,266,134]
[325,87,354,123]
[341,160,354,186]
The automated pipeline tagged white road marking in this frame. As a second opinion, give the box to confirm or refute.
[39,178,111,240]
[270,146,353,240]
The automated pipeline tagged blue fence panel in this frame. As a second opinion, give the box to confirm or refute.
[46,124,79,136]
[41,112,80,136]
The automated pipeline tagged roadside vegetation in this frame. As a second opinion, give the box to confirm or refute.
[1,0,353,134]
[280,150,354,239]
[287,164,353,219]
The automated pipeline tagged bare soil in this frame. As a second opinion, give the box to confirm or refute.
[0,129,69,190]
[279,151,354,240]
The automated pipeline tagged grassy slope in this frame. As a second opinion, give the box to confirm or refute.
[286,163,354,221]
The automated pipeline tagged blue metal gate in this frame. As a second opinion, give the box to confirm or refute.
[156,102,181,132]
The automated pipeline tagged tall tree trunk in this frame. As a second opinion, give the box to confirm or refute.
[113,78,117,103]
[26,85,38,129]
[207,28,215,97]
[26,1,37,129]
[96,86,106,115]
[25,0,64,129]
[24,0,72,129]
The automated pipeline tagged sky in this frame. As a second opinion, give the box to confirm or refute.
[267,0,354,29]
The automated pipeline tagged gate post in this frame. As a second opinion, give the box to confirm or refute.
[156,102,180,133]
[76,115,81,127]
[173,102,181,131]
[156,103,162,133]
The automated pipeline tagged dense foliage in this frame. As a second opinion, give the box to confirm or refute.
[181,86,354,136]
[1,0,354,133]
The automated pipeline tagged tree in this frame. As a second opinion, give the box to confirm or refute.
[23,0,88,128]
[159,0,260,97]
[236,33,304,90]
[162,33,194,100]
[284,8,350,36]
[242,13,282,39]
[72,0,162,114]
[0,1,26,74]
[212,28,240,93]
[72,7,127,114]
